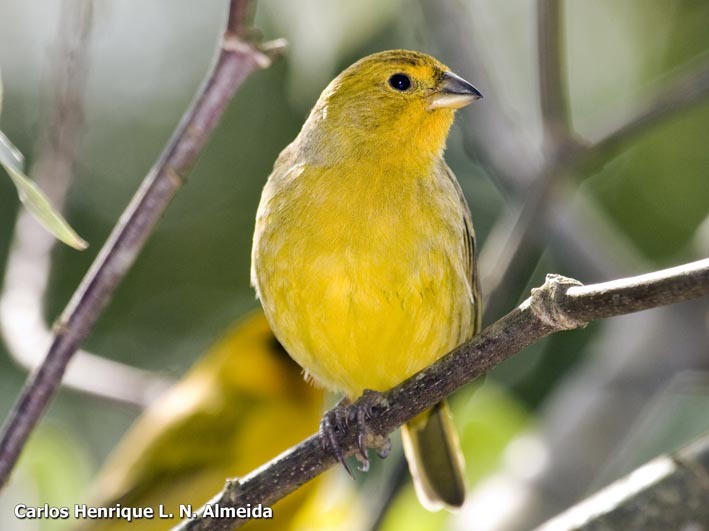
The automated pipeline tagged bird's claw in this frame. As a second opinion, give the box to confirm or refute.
[320,390,390,475]
[376,436,392,459]
[321,402,354,477]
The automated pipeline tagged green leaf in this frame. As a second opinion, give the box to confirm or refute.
[0,130,88,250]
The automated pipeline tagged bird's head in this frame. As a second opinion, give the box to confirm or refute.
[300,50,482,166]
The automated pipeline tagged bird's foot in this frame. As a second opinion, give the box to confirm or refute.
[320,389,391,478]
[353,390,390,472]
[321,398,354,477]
[320,390,391,475]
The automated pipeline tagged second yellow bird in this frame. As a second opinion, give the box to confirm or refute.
[251,49,482,510]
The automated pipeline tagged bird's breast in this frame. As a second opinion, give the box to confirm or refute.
[253,162,473,396]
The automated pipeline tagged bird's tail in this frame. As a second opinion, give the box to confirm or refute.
[401,400,466,511]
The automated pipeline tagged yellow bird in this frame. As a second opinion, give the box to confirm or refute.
[77,312,330,531]
[251,50,482,510]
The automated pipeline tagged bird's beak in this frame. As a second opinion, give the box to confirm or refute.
[428,71,482,110]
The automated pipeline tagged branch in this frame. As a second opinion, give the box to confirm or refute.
[533,432,709,530]
[537,0,571,147]
[592,55,709,156]
[479,56,709,320]
[173,259,709,531]
[476,0,583,320]
[0,0,283,489]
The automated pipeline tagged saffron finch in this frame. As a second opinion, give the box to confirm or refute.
[251,49,482,510]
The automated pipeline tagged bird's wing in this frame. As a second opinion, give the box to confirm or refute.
[444,163,482,334]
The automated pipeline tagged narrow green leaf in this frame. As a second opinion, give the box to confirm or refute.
[0,130,88,250]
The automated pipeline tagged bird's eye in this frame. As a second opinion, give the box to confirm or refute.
[388,73,411,91]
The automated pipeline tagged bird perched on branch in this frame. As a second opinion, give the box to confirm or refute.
[252,49,482,510]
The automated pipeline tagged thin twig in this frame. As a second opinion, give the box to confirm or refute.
[591,55,709,156]
[0,0,282,489]
[537,0,571,148]
[480,57,709,320]
[173,259,709,531]
[533,432,709,530]
[477,0,582,320]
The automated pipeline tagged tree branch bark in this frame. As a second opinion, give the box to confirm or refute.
[0,0,283,489]
[533,432,709,530]
[173,258,709,531]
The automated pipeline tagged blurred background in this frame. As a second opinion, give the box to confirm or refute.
[0,0,708,530]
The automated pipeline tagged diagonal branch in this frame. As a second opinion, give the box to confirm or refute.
[591,55,709,156]
[173,259,709,531]
[0,0,284,489]
[533,432,709,530]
